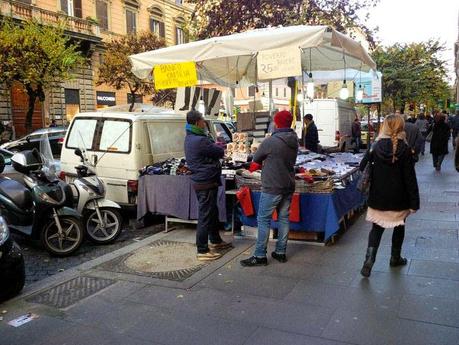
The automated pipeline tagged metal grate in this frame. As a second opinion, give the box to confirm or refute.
[97,240,231,282]
[26,276,116,309]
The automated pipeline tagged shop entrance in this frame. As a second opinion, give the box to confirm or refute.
[10,81,43,137]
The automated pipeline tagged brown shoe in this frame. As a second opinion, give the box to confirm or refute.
[197,251,222,261]
[209,241,233,251]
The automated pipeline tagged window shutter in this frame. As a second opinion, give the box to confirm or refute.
[73,0,82,18]
[159,22,165,38]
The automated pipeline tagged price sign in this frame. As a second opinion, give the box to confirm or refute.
[257,47,302,80]
[154,62,198,90]
[232,152,249,162]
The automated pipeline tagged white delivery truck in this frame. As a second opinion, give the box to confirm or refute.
[60,106,233,208]
[300,99,357,151]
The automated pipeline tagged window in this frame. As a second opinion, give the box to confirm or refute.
[127,93,143,104]
[175,0,182,5]
[175,17,186,45]
[99,120,131,152]
[213,123,232,143]
[283,88,287,98]
[275,88,278,97]
[126,9,137,34]
[96,0,109,30]
[66,118,98,150]
[60,0,82,18]
[147,122,185,158]
[149,7,165,38]
[248,86,256,97]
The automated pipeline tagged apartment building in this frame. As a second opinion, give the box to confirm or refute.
[0,0,191,136]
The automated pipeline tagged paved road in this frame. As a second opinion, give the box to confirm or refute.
[1,144,459,345]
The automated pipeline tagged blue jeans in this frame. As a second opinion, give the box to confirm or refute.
[254,192,292,258]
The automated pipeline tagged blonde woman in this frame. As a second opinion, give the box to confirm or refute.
[359,114,420,277]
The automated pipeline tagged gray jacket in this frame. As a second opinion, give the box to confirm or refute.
[253,129,298,195]
[405,122,423,157]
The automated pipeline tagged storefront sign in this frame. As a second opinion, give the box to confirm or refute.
[356,74,382,104]
[257,47,302,80]
[96,91,116,106]
[153,62,198,90]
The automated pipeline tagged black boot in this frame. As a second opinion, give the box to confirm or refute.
[360,247,378,277]
[390,248,407,267]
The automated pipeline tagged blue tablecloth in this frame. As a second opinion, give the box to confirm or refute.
[240,179,364,241]
[137,175,226,222]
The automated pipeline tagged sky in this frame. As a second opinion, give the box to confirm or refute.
[366,0,459,83]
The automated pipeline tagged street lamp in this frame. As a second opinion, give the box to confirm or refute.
[339,80,349,100]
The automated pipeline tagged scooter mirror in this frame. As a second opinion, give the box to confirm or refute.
[0,154,5,174]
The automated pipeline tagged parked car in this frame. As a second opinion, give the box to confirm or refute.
[1,127,67,158]
[60,106,233,208]
[0,216,25,302]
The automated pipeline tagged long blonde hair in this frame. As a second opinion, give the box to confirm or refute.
[379,114,405,163]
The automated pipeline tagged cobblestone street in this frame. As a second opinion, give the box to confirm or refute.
[13,217,163,285]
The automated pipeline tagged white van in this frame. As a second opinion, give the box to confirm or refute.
[60,108,233,207]
[301,99,357,151]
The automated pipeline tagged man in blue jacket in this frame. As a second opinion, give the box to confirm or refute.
[185,110,232,261]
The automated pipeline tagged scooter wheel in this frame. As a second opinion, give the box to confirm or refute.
[85,208,123,244]
[41,216,84,257]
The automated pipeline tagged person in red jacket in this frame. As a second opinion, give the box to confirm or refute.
[240,110,298,266]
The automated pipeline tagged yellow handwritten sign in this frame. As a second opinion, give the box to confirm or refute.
[257,47,302,80]
[153,62,198,90]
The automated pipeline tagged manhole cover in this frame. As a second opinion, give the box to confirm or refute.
[98,240,230,282]
[26,276,115,309]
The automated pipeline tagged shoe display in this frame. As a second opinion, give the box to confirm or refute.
[240,256,268,267]
[271,252,287,263]
[209,241,233,250]
[197,251,222,261]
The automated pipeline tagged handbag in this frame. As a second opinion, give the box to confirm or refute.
[425,131,433,142]
[357,151,372,196]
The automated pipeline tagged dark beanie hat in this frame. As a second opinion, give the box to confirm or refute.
[274,110,293,129]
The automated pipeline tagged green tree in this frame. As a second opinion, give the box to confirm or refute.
[187,0,379,47]
[0,19,84,132]
[372,40,450,113]
[97,32,167,112]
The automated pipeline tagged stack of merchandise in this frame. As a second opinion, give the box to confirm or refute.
[140,158,191,176]
[227,132,250,155]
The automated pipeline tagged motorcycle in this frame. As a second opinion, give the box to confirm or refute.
[70,148,123,244]
[0,149,84,256]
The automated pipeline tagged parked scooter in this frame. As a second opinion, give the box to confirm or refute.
[70,148,123,244]
[0,149,84,256]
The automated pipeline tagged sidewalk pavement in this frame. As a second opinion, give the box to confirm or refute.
[1,150,459,345]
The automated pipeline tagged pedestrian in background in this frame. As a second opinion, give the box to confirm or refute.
[301,113,319,153]
[241,110,298,266]
[450,111,459,149]
[359,114,419,277]
[184,110,232,261]
[415,114,428,155]
[404,115,423,162]
[429,113,450,172]
[351,117,362,154]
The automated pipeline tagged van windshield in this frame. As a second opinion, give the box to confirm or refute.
[66,119,98,149]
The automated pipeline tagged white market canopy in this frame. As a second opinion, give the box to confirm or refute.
[129,25,377,87]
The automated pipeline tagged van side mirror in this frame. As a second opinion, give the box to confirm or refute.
[25,136,30,143]
[74,148,83,161]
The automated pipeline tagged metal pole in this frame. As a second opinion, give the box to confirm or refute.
[367,105,371,147]
[268,80,273,118]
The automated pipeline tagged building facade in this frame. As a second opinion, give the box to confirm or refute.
[0,0,191,136]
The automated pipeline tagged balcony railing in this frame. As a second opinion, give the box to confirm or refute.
[0,0,100,37]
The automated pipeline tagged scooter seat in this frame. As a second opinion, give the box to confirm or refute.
[0,177,33,209]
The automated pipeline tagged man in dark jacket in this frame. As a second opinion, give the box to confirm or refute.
[241,110,298,266]
[351,117,362,153]
[404,120,423,162]
[301,113,319,152]
[184,110,231,261]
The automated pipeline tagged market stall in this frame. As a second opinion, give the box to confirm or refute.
[129,25,376,242]
[237,152,365,243]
